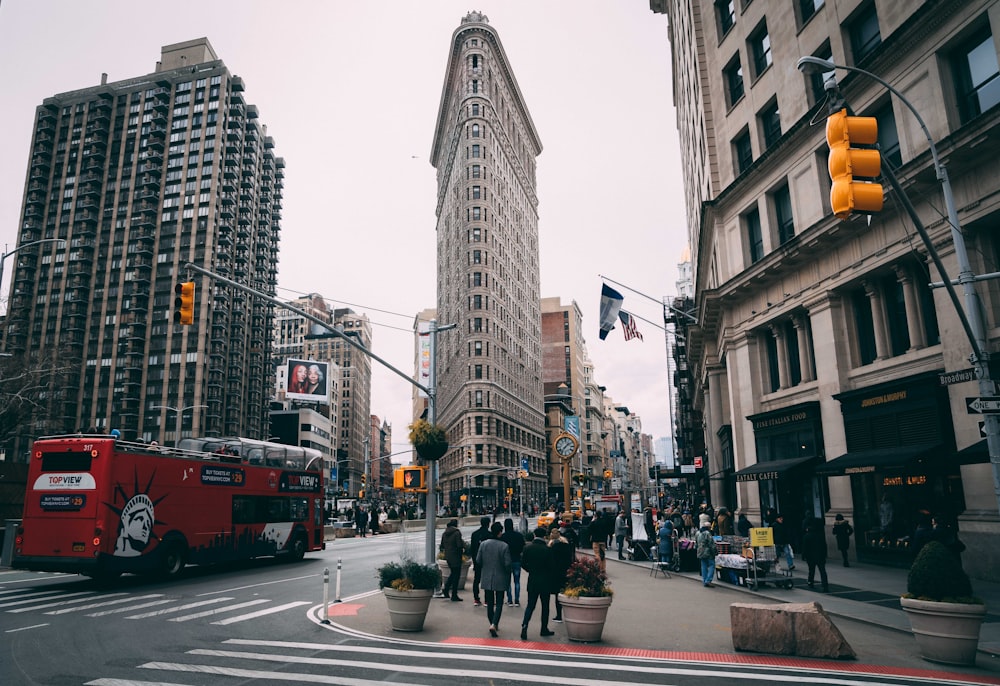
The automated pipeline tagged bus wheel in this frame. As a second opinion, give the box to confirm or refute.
[160,542,187,578]
[287,534,306,562]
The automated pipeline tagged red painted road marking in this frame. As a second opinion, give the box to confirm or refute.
[325,603,364,617]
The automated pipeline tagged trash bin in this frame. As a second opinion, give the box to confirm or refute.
[1,519,21,567]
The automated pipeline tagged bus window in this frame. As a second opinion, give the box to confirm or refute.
[246,447,264,466]
[290,498,308,521]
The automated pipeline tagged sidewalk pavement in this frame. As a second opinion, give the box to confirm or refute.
[319,543,1000,680]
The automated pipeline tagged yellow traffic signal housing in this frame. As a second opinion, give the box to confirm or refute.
[361,474,367,485]
[603,469,613,479]
[826,108,883,219]
[358,489,365,498]
[394,466,427,492]
[174,281,196,325]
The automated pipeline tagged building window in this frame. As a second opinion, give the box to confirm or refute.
[749,22,772,79]
[472,250,482,264]
[472,124,480,138]
[851,287,877,366]
[472,104,480,116]
[716,0,735,37]
[849,3,881,64]
[798,0,823,27]
[724,56,744,108]
[953,25,1000,123]
[474,364,483,379]
[473,341,483,356]
[874,102,902,169]
[475,416,484,433]
[471,55,479,69]
[774,185,794,245]
[472,164,481,178]
[733,129,753,174]
[472,80,479,94]
[746,207,764,263]
[472,186,481,199]
[759,100,781,148]
[472,271,482,286]
[883,274,910,357]
[808,43,834,107]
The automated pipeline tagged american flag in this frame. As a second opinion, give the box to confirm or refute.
[618,311,643,342]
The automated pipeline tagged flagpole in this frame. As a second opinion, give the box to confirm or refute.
[599,274,698,323]
[621,308,666,332]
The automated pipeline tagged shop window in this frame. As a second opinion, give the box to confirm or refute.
[952,23,1000,123]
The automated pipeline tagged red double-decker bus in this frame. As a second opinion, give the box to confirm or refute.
[13,434,325,580]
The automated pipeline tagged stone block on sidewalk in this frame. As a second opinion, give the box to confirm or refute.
[730,601,855,659]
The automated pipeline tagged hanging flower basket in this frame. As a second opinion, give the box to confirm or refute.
[409,419,448,461]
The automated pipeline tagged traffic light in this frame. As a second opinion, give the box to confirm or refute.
[358,489,365,498]
[174,281,195,325]
[604,469,613,479]
[361,474,367,485]
[826,108,883,219]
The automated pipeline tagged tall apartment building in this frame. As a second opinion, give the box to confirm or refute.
[429,12,546,513]
[2,38,281,455]
[654,0,1000,579]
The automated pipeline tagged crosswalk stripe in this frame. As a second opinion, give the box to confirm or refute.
[87,599,177,617]
[168,599,270,623]
[0,590,92,608]
[125,597,234,619]
[8,592,128,613]
[211,600,311,625]
[87,680,199,686]
[139,662,424,685]
[45,594,164,615]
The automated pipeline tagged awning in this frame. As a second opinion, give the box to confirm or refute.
[955,440,990,466]
[734,456,815,482]
[815,443,942,477]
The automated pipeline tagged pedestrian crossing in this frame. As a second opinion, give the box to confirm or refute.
[75,637,968,686]
[0,584,310,626]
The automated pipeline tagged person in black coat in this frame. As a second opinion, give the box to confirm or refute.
[832,514,854,567]
[801,517,829,592]
[520,527,556,639]
[736,509,753,538]
[469,516,492,606]
[547,527,574,622]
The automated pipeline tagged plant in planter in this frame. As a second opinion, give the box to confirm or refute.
[408,419,448,461]
[557,556,613,642]
[900,540,986,665]
[377,559,441,632]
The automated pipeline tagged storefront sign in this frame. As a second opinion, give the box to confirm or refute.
[844,465,876,474]
[750,410,810,431]
[882,474,928,487]
[736,470,779,482]
[680,464,695,474]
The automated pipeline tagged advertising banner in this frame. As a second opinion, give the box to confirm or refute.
[286,358,330,403]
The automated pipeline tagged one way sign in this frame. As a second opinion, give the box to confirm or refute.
[967,397,1000,414]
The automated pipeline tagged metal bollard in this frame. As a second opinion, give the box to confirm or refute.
[335,558,343,603]
[321,567,330,623]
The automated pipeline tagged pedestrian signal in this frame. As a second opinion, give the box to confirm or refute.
[394,466,427,493]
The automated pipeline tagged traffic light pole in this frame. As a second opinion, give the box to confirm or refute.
[797,57,1000,515]
[183,263,452,563]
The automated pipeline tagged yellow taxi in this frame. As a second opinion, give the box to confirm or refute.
[537,511,558,528]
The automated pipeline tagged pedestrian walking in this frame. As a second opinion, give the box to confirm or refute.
[475,521,511,637]
[548,527,574,622]
[501,518,525,606]
[614,510,629,559]
[355,507,369,538]
[771,513,795,570]
[439,519,465,601]
[657,516,675,567]
[802,517,829,592]
[832,514,854,567]
[469,516,492,606]
[589,510,613,572]
[716,507,734,536]
[695,522,717,587]
[736,509,753,538]
[520,527,556,639]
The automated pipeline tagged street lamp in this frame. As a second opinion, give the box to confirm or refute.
[796,56,1000,513]
[150,404,208,445]
[0,239,67,316]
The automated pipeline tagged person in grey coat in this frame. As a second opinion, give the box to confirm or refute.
[475,521,511,637]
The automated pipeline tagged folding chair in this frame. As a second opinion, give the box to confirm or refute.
[649,547,672,578]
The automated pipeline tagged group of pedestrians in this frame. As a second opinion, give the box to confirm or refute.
[438,514,581,639]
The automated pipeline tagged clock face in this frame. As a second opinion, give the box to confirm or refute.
[555,435,577,457]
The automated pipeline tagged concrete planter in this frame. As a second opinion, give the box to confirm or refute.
[380,519,401,534]
[900,596,986,665]
[557,593,613,642]
[383,587,434,632]
[437,559,472,590]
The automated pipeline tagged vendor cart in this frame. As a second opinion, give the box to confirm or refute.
[715,530,793,590]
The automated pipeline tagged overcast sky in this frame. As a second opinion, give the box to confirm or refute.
[0,1,687,456]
